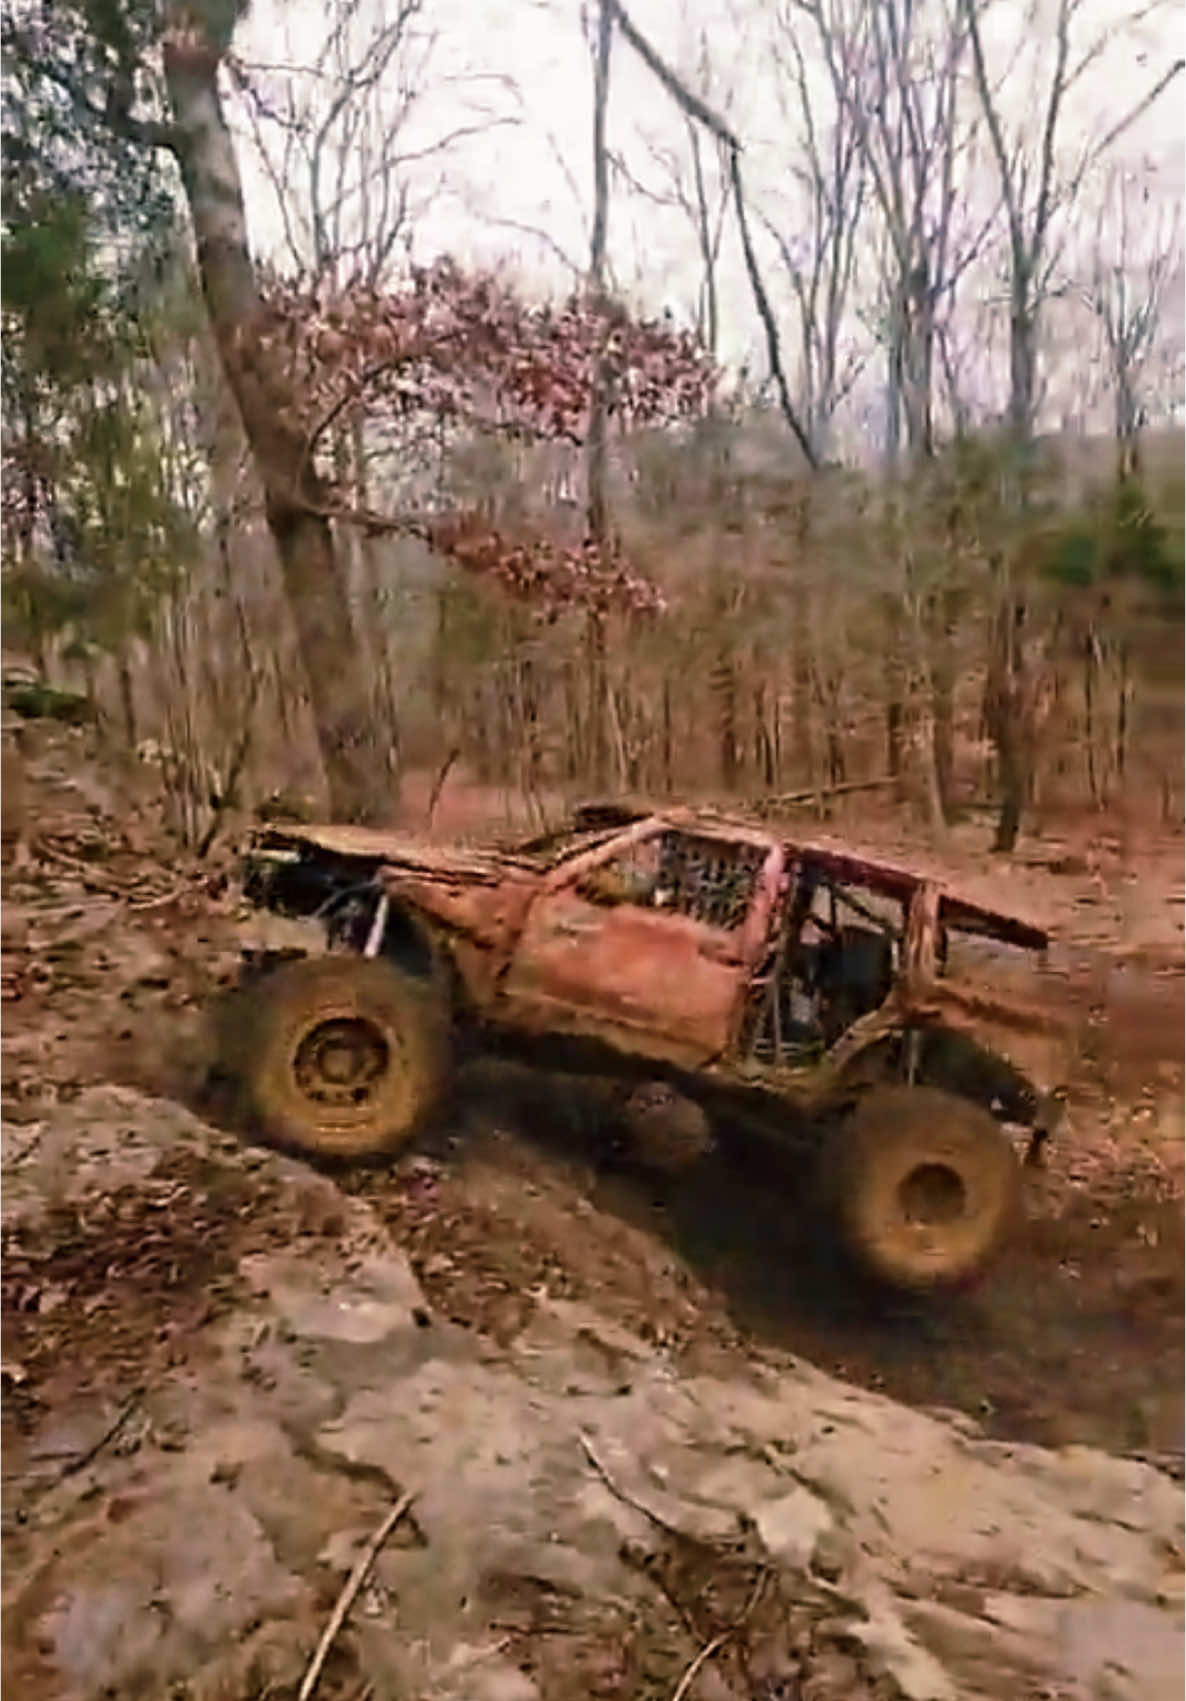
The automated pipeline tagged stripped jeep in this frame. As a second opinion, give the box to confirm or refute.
[226,803,1070,1291]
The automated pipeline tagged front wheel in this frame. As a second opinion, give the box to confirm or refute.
[221,955,450,1159]
[823,1085,1021,1291]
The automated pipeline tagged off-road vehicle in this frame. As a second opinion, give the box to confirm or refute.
[225,802,1069,1291]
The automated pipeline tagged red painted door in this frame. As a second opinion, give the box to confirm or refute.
[500,828,778,1065]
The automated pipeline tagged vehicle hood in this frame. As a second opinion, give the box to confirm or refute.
[250,822,530,885]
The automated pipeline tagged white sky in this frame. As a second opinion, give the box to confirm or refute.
[231,0,1185,448]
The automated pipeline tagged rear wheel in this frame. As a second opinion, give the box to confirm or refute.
[825,1085,1020,1290]
[617,1082,714,1172]
[221,955,450,1159]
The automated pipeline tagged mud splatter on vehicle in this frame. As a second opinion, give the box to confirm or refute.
[224,802,1073,1291]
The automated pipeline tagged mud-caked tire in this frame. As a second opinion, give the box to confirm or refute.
[617,1082,714,1173]
[825,1085,1020,1291]
[221,955,450,1160]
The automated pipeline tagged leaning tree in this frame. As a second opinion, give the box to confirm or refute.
[4,0,714,820]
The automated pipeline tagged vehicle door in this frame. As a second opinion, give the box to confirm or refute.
[499,822,783,1065]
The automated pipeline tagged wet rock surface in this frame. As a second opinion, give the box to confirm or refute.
[3,1087,1182,1701]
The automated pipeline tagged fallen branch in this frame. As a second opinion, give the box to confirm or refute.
[670,1629,731,1701]
[670,1567,769,1701]
[32,841,133,893]
[59,1389,143,1481]
[578,1430,688,1539]
[126,883,187,912]
[425,747,461,829]
[297,1487,417,1701]
[29,902,124,950]
[755,775,897,811]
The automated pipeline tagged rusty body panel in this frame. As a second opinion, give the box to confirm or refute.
[501,898,743,1065]
[243,807,1070,1133]
[257,814,1047,953]
[254,822,534,884]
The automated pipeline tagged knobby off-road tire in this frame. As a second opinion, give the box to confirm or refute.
[617,1081,714,1173]
[825,1085,1021,1291]
[223,955,450,1160]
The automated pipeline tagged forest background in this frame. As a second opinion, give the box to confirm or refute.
[2,0,1183,856]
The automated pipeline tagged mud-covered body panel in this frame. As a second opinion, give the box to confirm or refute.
[242,811,1072,1130]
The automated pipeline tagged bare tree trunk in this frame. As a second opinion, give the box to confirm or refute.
[712,641,738,791]
[661,673,673,793]
[930,590,957,820]
[1083,629,1099,806]
[562,657,583,781]
[351,417,401,789]
[162,23,393,825]
[585,614,609,789]
[994,730,1025,853]
[916,689,948,838]
[789,492,816,787]
[985,592,1028,853]
[753,679,775,789]
[883,595,905,788]
[584,0,614,793]
[1115,640,1131,783]
[518,651,543,794]
[790,592,814,787]
[117,648,137,750]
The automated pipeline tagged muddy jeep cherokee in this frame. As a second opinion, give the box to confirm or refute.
[226,803,1069,1292]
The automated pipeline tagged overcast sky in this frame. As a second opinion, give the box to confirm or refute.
[231,0,1184,446]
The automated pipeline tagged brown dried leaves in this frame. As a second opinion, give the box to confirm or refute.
[251,259,713,615]
[259,257,714,454]
[423,512,667,618]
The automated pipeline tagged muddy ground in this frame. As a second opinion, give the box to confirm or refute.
[2,726,1184,1698]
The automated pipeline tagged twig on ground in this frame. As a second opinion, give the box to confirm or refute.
[752,776,897,812]
[670,1567,770,1701]
[670,1628,731,1701]
[578,1430,688,1538]
[59,1388,144,1480]
[32,841,132,892]
[29,903,123,949]
[125,884,186,912]
[297,1487,417,1701]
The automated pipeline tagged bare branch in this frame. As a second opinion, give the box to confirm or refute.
[468,213,585,279]
[608,0,742,152]
[609,2,817,463]
[1079,58,1185,178]
[728,150,819,466]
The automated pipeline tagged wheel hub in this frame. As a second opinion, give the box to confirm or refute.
[898,1161,966,1226]
[293,1016,391,1108]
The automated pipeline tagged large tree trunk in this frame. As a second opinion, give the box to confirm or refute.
[986,594,1029,854]
[162,24,393,824]
[985,294,1041,853]
[116,647,137,750]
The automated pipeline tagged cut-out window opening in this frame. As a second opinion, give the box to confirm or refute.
[744,865,907,1066]
[577,832,764,930]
